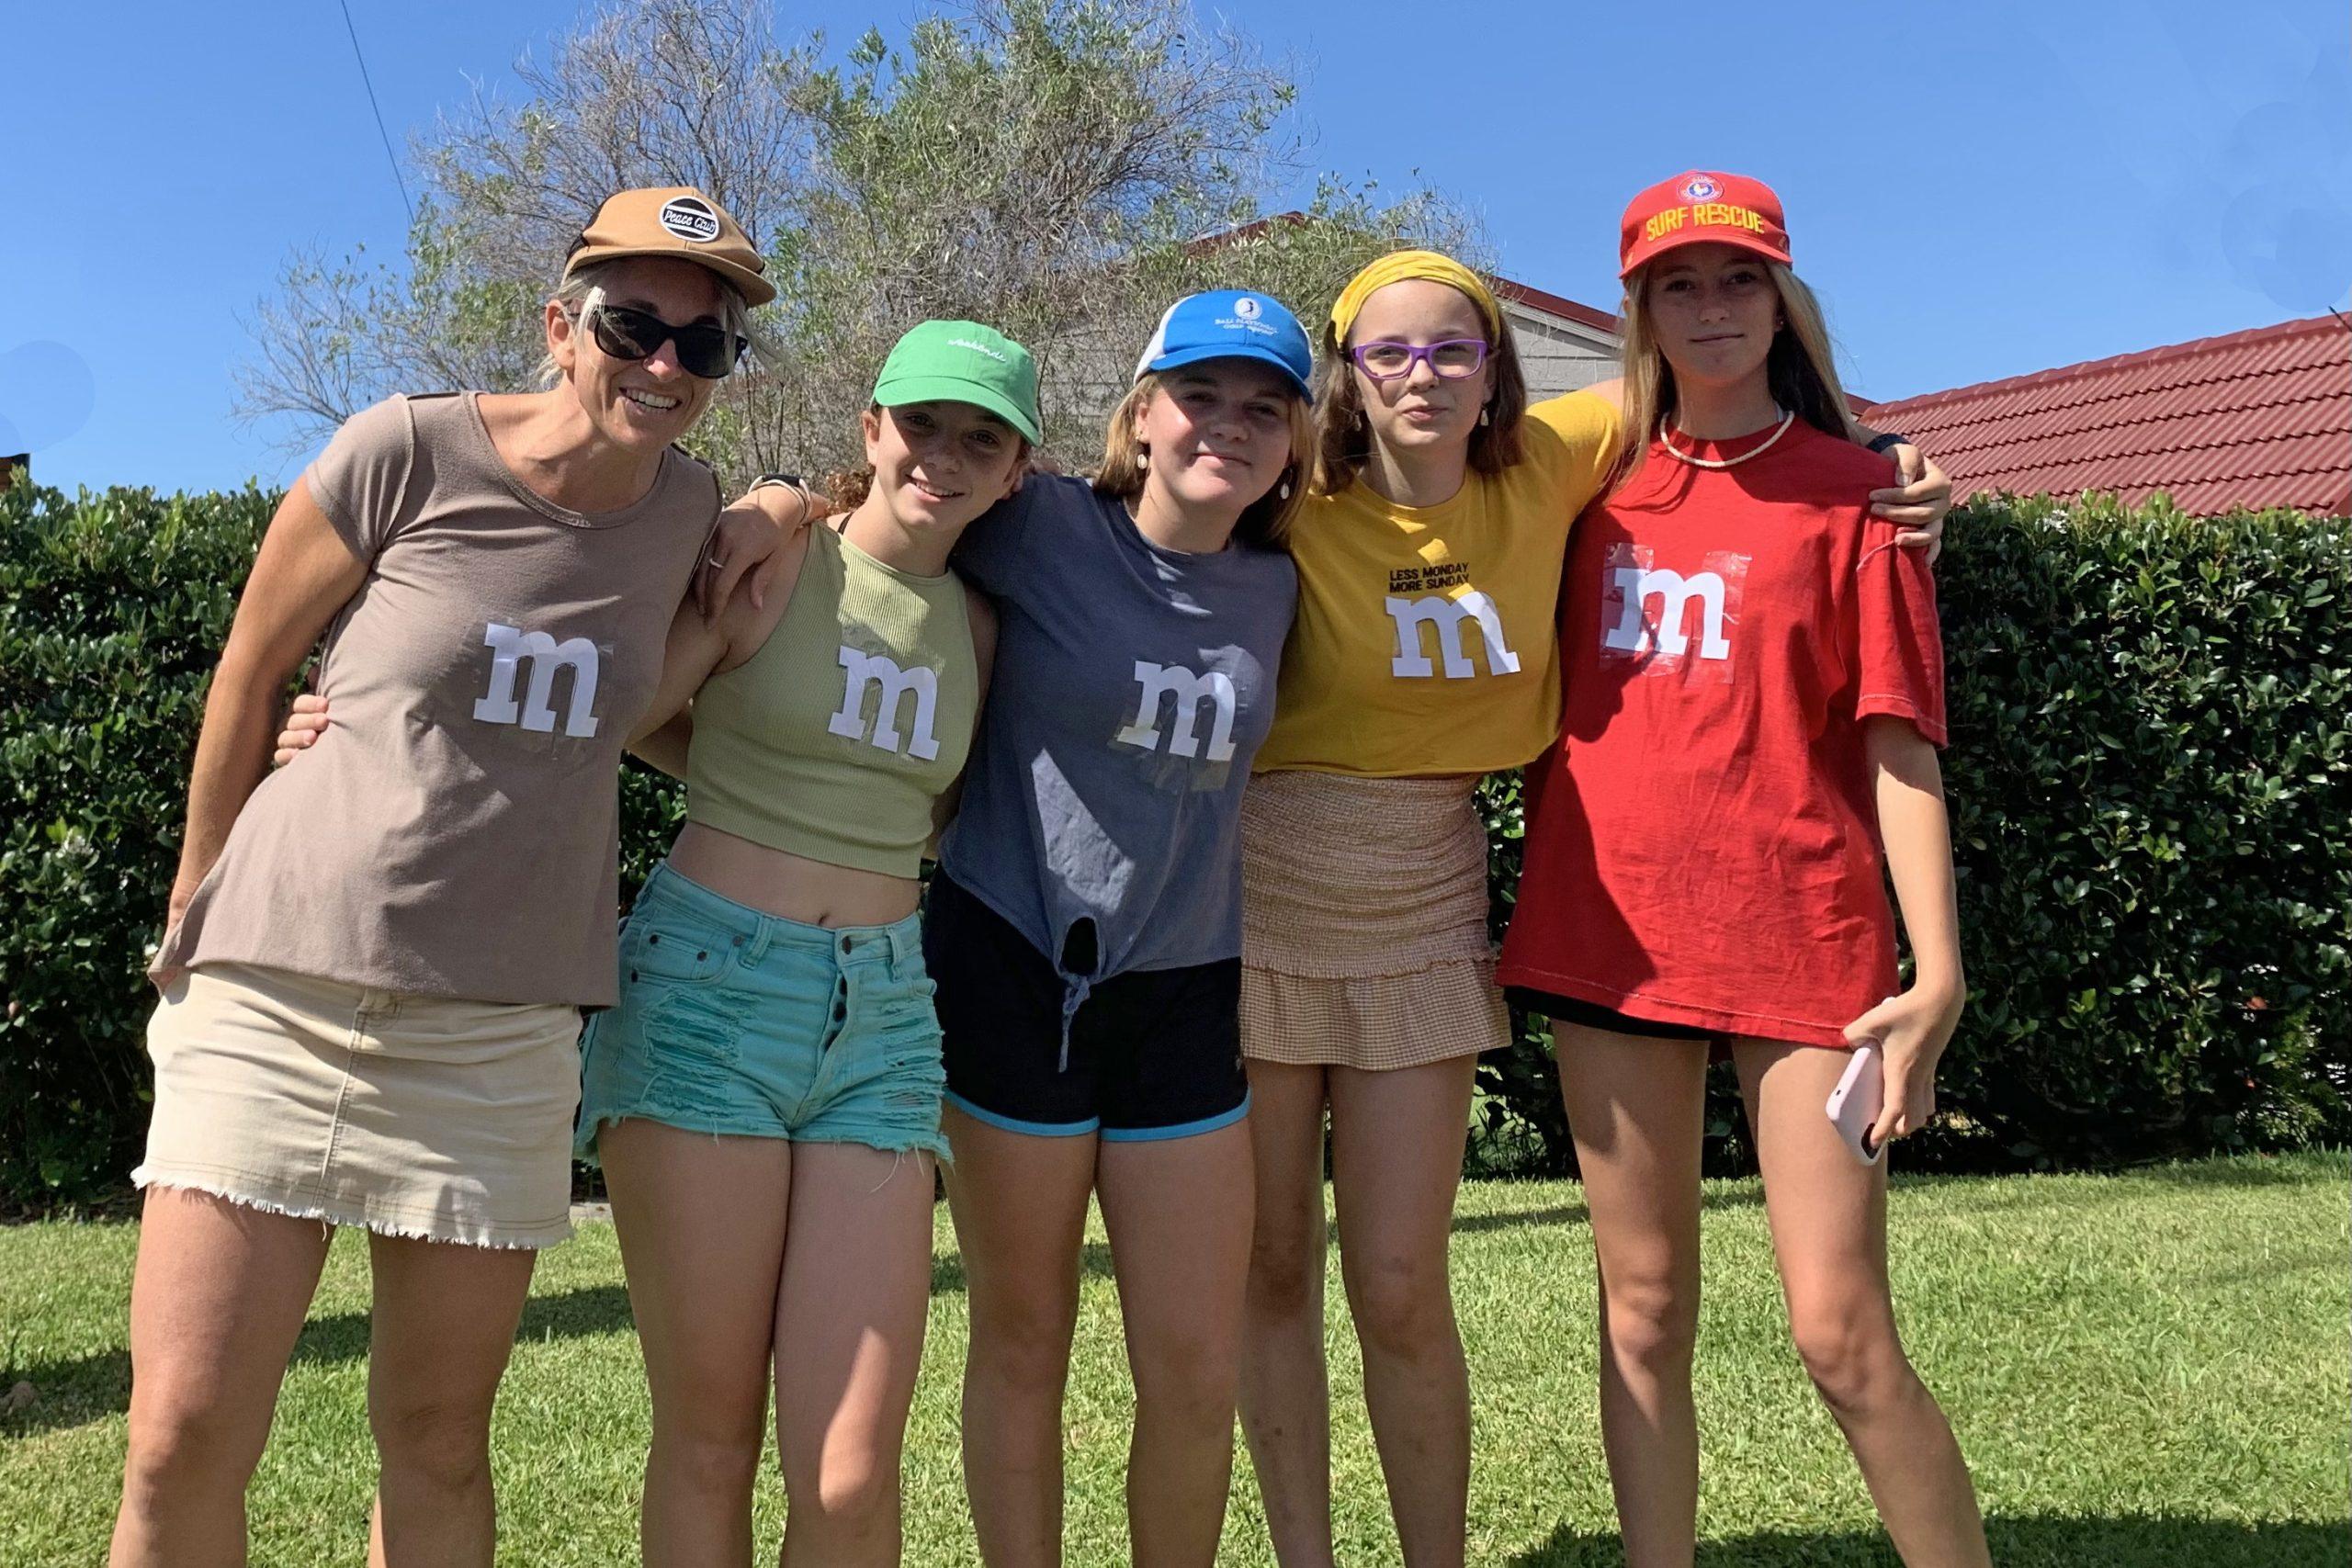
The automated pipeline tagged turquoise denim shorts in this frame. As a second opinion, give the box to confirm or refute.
[578,863,946,1162]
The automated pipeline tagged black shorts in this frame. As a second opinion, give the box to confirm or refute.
[1504,987,1715,1043]
[925,871,1250,1142]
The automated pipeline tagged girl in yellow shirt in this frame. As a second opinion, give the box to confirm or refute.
[1236,250,1950,1566]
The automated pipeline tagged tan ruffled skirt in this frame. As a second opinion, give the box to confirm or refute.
[1239,772,1509,1071]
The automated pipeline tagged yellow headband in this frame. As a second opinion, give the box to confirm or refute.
[1329,250,1504,345]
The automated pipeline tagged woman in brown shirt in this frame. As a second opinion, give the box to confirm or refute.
[112,188,775,1567]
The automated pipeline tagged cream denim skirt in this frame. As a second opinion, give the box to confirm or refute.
[135,962,582,1248]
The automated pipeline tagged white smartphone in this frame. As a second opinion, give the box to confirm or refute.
[1826,1044,1885,1166]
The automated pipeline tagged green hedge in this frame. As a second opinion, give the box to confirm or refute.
[3,483,2345,1204]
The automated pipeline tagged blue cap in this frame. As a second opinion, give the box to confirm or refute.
[1133,289,1313,399]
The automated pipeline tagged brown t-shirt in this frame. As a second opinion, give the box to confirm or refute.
[153,391,719,1006]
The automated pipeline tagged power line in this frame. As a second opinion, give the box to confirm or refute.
[336,0,415,226]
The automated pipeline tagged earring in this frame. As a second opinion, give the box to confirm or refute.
[1479,404,1493,427]
[1137,448,1148,471]
[1278,470,1294,502]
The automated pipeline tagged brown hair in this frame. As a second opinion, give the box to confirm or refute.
[1310,305,1528,495]
[1094,372,1316,550]
[1607,258,1860,492]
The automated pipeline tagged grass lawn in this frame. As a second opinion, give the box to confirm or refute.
[4,1152,2346,1565]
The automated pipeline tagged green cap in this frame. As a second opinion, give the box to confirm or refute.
[871,320,1042,444]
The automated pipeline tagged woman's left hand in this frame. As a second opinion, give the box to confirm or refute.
[696,483,821,621]
[1843,981,1965,1152]
[1869,445,1951,563]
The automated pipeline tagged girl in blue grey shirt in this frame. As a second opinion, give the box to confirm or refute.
[738,288,1315,1565]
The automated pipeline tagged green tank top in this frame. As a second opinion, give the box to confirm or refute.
[687,525,979,877]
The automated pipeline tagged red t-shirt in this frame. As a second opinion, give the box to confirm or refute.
[1496,422,1946,1049]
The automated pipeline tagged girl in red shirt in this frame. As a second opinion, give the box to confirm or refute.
[1497,173,1991,1567]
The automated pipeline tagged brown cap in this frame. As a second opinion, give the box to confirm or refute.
[564,186,775,307]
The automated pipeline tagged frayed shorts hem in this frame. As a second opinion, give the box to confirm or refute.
[132,1167,571,1250]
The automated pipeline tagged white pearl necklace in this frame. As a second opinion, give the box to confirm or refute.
[1658,406,1796,469]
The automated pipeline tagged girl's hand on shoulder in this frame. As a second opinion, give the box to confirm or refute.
[699,481,826,621]
[273,692,331,767]
[1844,982,1965,1151]
[1869,445,1951,563]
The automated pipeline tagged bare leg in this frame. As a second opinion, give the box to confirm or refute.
[362,1230,537,1566]
[110,1189,332,1568]
[599,1119,793,1567]
[1237,1059,1335,1568]
[1329,1055,1477,1568]
[773,1144,937,1567]
[944,1105,1098,1567]
[1732,1041,1991,1568]
[1097,1121,1255,1568]
[1553,1024,1711,1568]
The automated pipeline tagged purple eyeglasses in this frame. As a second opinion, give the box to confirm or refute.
[1348,338,1491,381]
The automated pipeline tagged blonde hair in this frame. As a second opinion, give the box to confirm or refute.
[1095,371,1315,550]
[1310,311,1528,495]
[534,260,767,389]
[1606,258,1860,492]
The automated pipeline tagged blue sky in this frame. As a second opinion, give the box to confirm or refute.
[6,0,2345,493]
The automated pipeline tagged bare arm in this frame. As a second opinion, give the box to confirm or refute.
[629,705,695,781]
[629,523,813,771]
[1846,716,1967,1147]
[695,479,830,619]
[169,485,371,931]
[628,598,733,750]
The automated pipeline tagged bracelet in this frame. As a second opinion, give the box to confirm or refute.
[1865,431,1907,455]
[748,471,812,525]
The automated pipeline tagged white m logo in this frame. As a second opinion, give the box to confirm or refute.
[1114,660,1238,761]
[1386,592,1521,679]
[1603,568,1732,660]
[471,623,602,738]
[827,646,942,761]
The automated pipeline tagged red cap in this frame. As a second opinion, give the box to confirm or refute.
[1618,171,1792,278]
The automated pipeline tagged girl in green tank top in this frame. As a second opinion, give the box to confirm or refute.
[588,321,1037,1560]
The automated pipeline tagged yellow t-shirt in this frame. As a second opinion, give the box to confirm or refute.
[1254,390,1620,777]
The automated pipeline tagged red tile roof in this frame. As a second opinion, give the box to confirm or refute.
[1860,316,2351,517]
[1490,277,1621,335]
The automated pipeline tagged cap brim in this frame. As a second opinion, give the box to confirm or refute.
[565,243,778,307]
[872,373,1042,444]
[1620,231,1792,279]
[1139,343,1312,400]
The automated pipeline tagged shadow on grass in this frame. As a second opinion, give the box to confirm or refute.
[1453,1185,1776,1237]
[927,1241,1115,1296]
[1509,1515,2351,1567]
[1,1284,637,1439]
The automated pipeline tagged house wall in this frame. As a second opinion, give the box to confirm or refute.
[1504,301,1621,400]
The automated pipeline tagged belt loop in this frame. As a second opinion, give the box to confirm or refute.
[889,918,918,971]
[746,914,774,964]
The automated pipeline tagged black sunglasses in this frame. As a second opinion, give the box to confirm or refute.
[582,302,746,380]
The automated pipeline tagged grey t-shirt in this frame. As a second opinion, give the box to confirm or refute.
[153,391,719,1006]
[938,474,1296,995]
